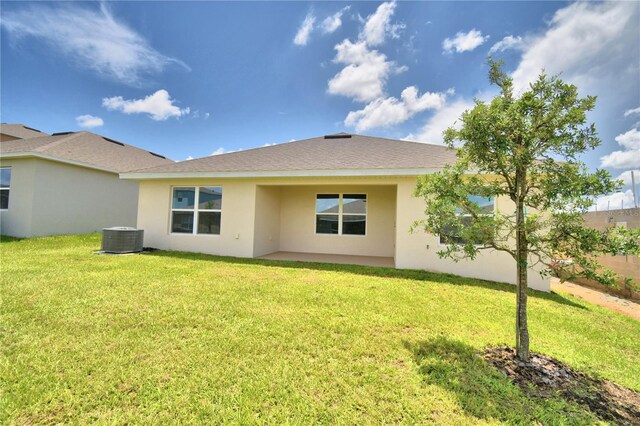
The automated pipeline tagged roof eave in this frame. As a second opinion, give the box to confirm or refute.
[119,167,446,180]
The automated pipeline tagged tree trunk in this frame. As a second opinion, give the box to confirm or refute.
[515,171,530,362]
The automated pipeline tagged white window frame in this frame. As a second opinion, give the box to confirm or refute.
[315,193,367,237]
[170,186,222,236]
[439,196,495,246]
[0,167,11,211]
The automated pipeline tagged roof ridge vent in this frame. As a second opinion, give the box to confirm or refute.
[102,136,125,146]
[23,125,43,133]
[149,151,166,159]
[51,131,76,136]
[324,133,352,139]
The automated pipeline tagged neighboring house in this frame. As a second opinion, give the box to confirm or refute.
[0,125,173,237]
[576,208,639,299]
[121,133,550,291]
[0,123,48,141]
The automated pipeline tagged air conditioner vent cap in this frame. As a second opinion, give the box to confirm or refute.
[324,133,352,139]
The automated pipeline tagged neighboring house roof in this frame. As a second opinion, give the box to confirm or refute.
[343,199,367,214]
[123,133,457,178]
[0,123,48,139]
[320,199,366,214]
[0,131,173,173]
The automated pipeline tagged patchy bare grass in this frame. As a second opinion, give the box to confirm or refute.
[1,234,639,424]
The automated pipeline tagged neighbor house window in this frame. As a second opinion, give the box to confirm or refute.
[316,193,366,235]
[171,186,222,235]
[0,167,11,210]
[440,195,494,245]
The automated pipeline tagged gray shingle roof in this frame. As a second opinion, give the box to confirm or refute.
[0,131,173,173]
[1,123,48,139]
[132,134,457,174]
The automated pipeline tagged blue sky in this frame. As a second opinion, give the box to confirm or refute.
[1,1,639,208]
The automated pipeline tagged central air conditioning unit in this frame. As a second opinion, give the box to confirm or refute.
[101,227,144,254]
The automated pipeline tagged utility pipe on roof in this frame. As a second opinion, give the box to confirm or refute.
[632,170,638,209]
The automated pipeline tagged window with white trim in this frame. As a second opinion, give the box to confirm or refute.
[0,167,11,210]
[171,186,222,235]
[316,193,366,235]
[440,195,494,245]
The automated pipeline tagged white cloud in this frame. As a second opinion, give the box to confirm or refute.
[594,190,636,211]
[294,13,315,46]
[191,111,211,120]
[345,86,449,131]
[326,1,406,103]
[102,89,190,121]
[442,29,489,54]
[75,114,104,128]
[616,170,640,186]
[0,3,188,86]
[322,7,349,34]
[624,107,640,117]
[511,2,638,94]
[615,128,640,151]
[327,40,395,102]
[601,128,640,169]
[405,98,475,144]
[600,151,640,170]
[488,35,524,54]
[360,1,399,46]
[212,147,243,156]
[394,65,409,75]
[294,7,350,44]
[185,156,194,161]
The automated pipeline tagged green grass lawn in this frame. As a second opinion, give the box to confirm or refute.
[1,234,638,424]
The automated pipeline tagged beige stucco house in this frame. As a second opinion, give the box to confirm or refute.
[0,124,173,237]
[122,133,550,291]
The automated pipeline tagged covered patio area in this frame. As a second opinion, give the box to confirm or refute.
[253,183,398,262]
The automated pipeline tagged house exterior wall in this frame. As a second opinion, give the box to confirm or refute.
[0,157,140,237]
[581,208,640,281]
[278,184,396,257]
[253,185,282,257]
[0,158,37,237]
[136,179,257,257]
[135,176,550,291]
[568,209,640,298]
[394,177,549,291]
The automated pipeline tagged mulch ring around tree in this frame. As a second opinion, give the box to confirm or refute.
[484,346,640,425]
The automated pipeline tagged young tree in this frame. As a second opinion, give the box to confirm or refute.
[414,60,640,361]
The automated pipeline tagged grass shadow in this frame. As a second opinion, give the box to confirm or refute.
[143,249,585,309]
[0,235,25,243]
[403,336,598,423]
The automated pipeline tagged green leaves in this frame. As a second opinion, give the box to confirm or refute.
[415,167,511,260]
[416,60,640,288]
